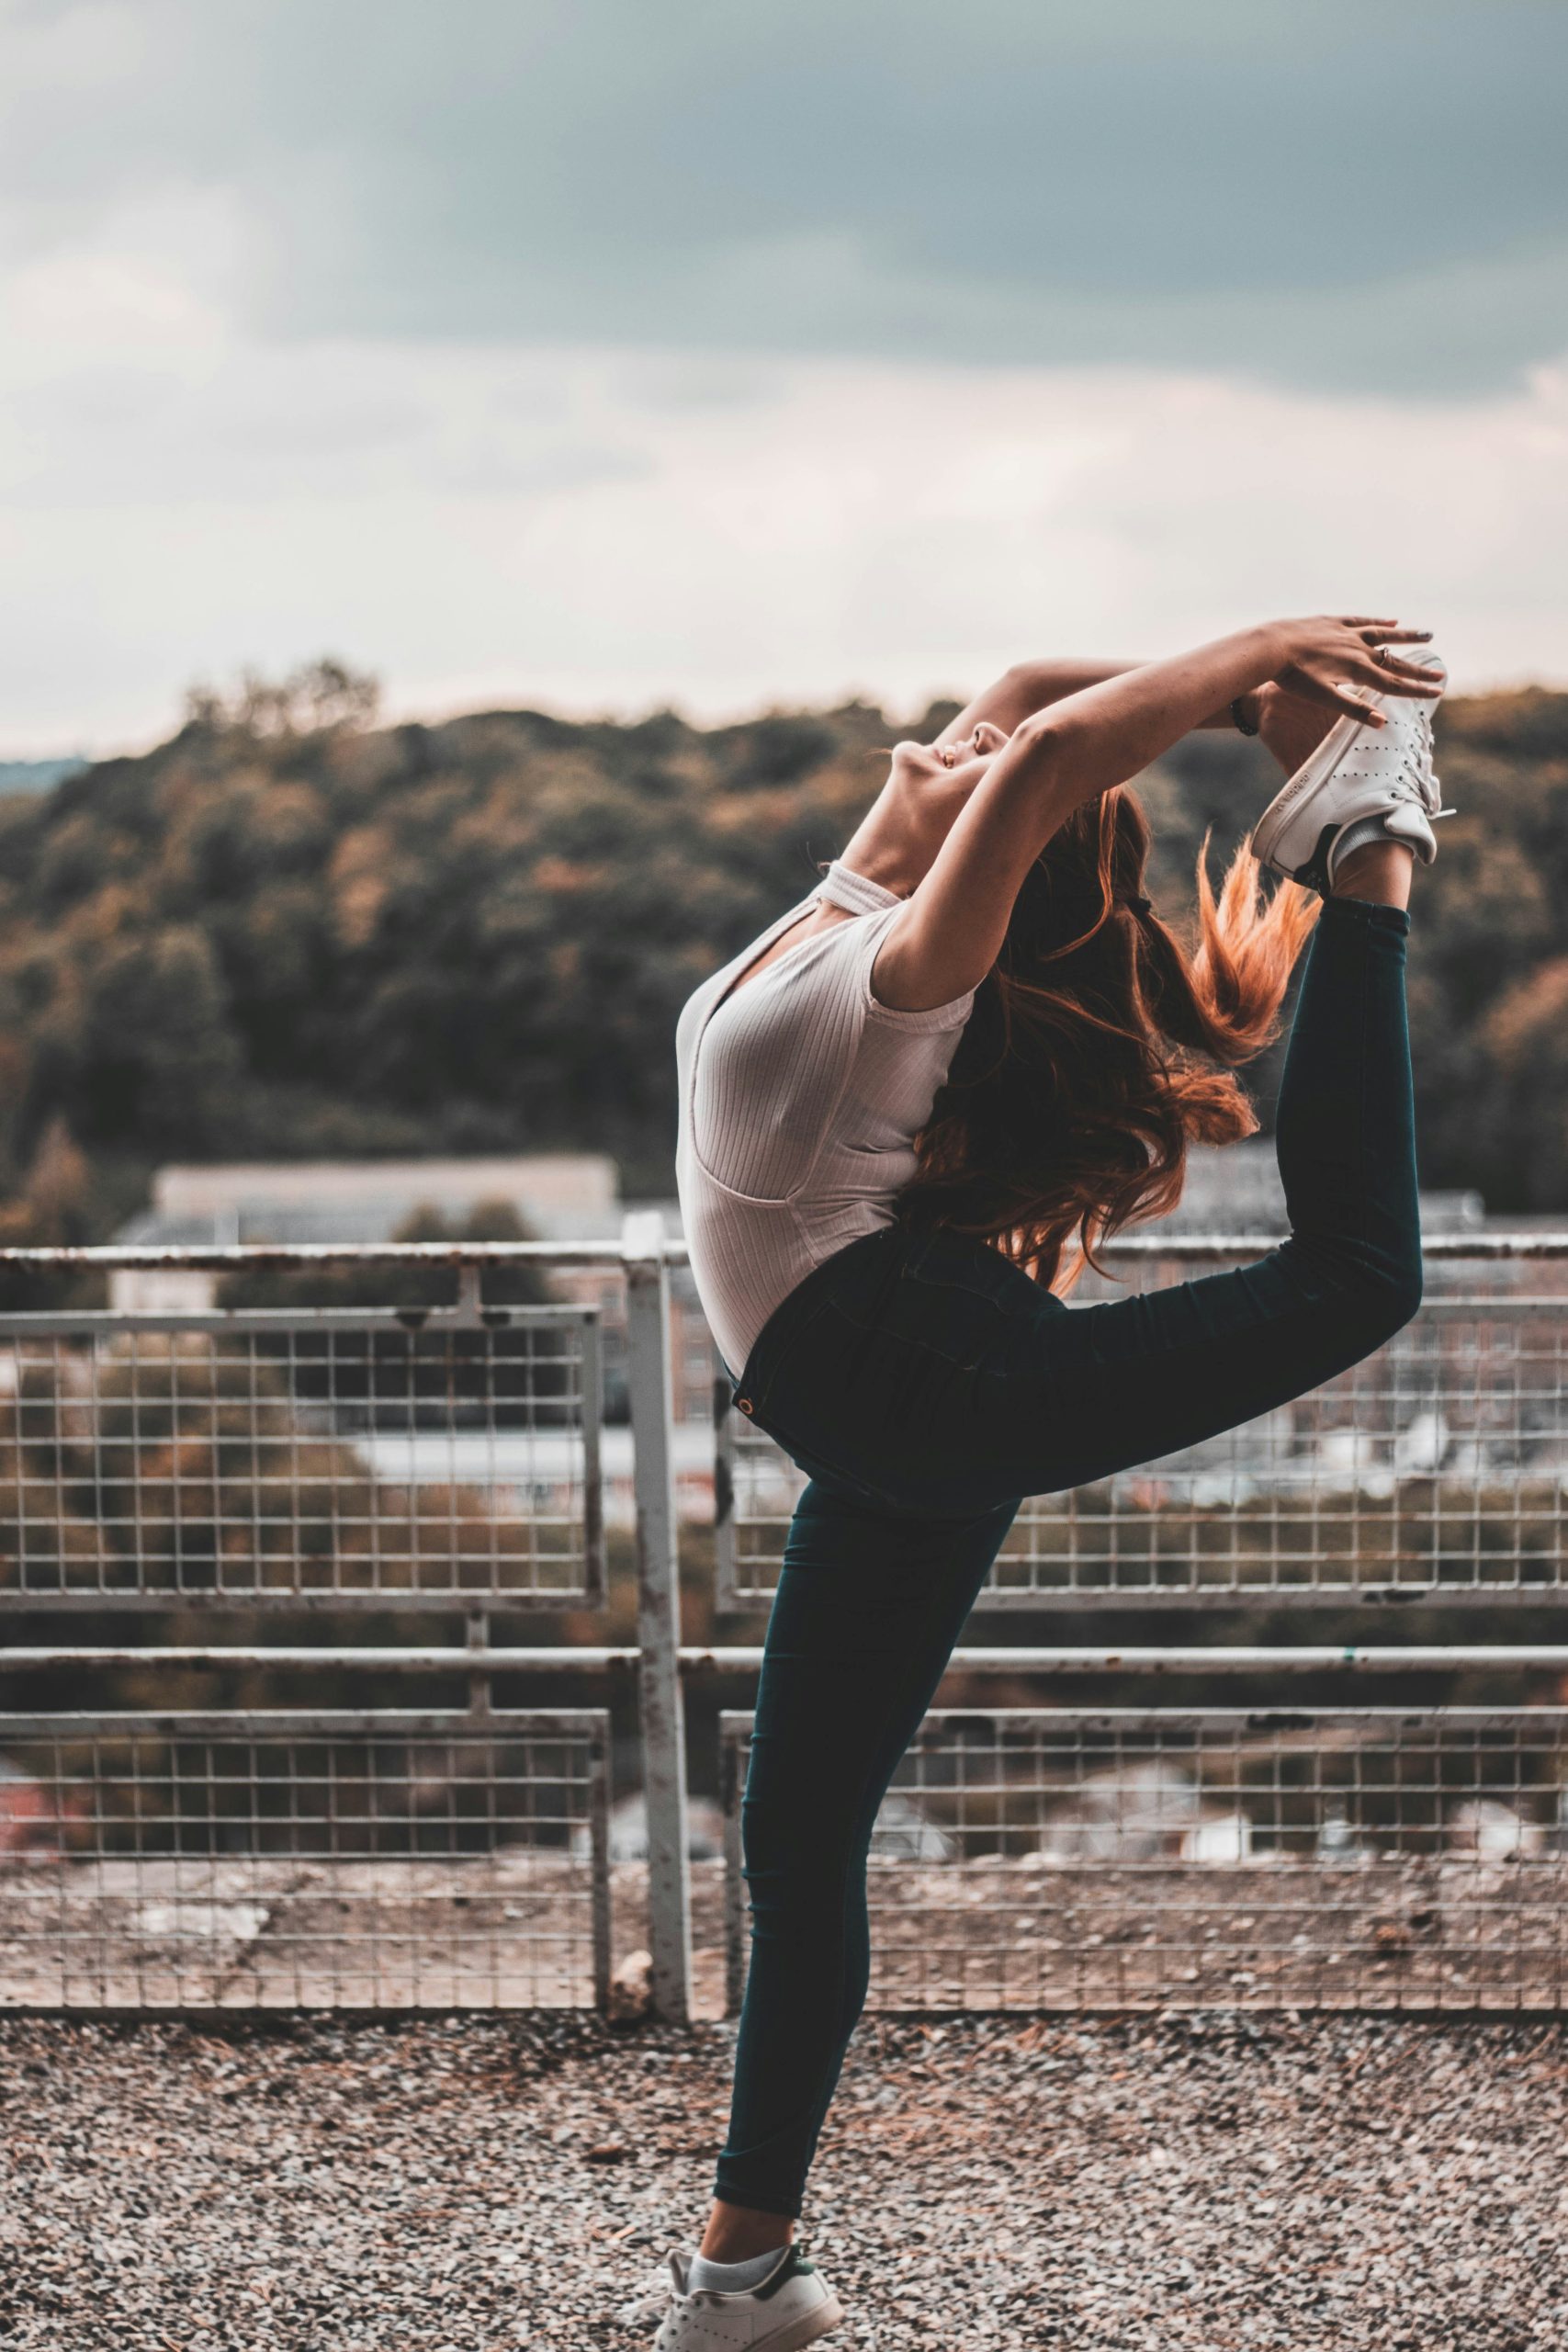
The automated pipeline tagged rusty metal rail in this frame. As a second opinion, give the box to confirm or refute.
[2,1227,1567,2022]
[2,1233,1566,1267]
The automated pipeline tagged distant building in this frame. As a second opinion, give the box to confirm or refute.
[113,1153,621,1314]
[111,1155,715,1437]
[133,1152,618,1242]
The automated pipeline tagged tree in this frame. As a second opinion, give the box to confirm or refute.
[0,676,1562,1220]
[1475,958,1568,1211]
[184,658,381,741]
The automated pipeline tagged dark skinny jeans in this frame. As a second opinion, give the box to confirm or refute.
[715,896,1421,2219]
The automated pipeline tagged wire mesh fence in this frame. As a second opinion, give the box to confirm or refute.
[0,1710,610,2011]
[721,1708,1568,2013]
[5,1236,1568,2021]
[716,1272,1568,1608]
[0,1306,604,1607]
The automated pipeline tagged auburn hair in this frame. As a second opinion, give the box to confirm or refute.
[896,785,1319,1291]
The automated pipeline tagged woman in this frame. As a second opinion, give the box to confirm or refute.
[636,615,1447,2350]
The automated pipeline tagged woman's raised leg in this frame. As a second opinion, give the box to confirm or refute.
[973,859,1422,1500]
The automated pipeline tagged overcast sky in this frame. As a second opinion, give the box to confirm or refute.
[2,0,1565,754]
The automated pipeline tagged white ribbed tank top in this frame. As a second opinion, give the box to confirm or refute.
[674,860,976,1375]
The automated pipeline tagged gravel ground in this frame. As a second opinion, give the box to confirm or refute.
[1,2013,1564,2348]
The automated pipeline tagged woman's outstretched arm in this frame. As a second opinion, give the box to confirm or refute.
[874,616,1441,1012]
[932,658,1254,750]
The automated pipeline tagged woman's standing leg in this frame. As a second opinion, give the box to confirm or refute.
[707,1482,1018,2239]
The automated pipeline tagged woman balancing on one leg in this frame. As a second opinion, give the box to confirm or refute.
[632,615,1449,2350]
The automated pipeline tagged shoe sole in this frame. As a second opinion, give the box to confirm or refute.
[1249,705,1375,877]
[755,2294,845,2350]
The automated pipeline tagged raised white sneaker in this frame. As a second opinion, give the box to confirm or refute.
[1251,655,1450,892]
[623,2245,844,2350]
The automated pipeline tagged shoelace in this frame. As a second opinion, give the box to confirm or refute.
[622,2258,684,2324]
[1385,702,1454,821]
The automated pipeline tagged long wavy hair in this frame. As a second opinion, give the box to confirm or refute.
[897,786,1319,1291]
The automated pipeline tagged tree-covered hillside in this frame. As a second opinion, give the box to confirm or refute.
[0,662,1563,1241]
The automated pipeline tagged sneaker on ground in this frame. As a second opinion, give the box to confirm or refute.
[1251,654,1450,892]
[622,2245,844,2350]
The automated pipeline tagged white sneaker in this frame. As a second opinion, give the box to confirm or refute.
[1251,655,1450,892]
[622,2245,844,2350]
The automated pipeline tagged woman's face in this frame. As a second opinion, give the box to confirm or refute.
[840,721,1013,895]
[884,722,1010,867]
[891,720,1010,786]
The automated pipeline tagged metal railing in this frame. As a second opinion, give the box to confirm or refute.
[722,1707,1568,2013]
[0,1239,633,2017]
[2,1227,1567,2020]
[0,1708,609,2012]
[0,1298,604,1608]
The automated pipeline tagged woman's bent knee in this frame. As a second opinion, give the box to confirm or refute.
[1293,1229,1423,1351]
[1388,1257,1425,1335]
[1340,1248,1423,1353]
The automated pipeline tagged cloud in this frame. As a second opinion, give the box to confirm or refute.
[0,1,1562,752]
[1,328,1562,752]
[1,0,1565,395]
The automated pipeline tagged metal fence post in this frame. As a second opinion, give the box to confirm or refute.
[623,1209,694,2023]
